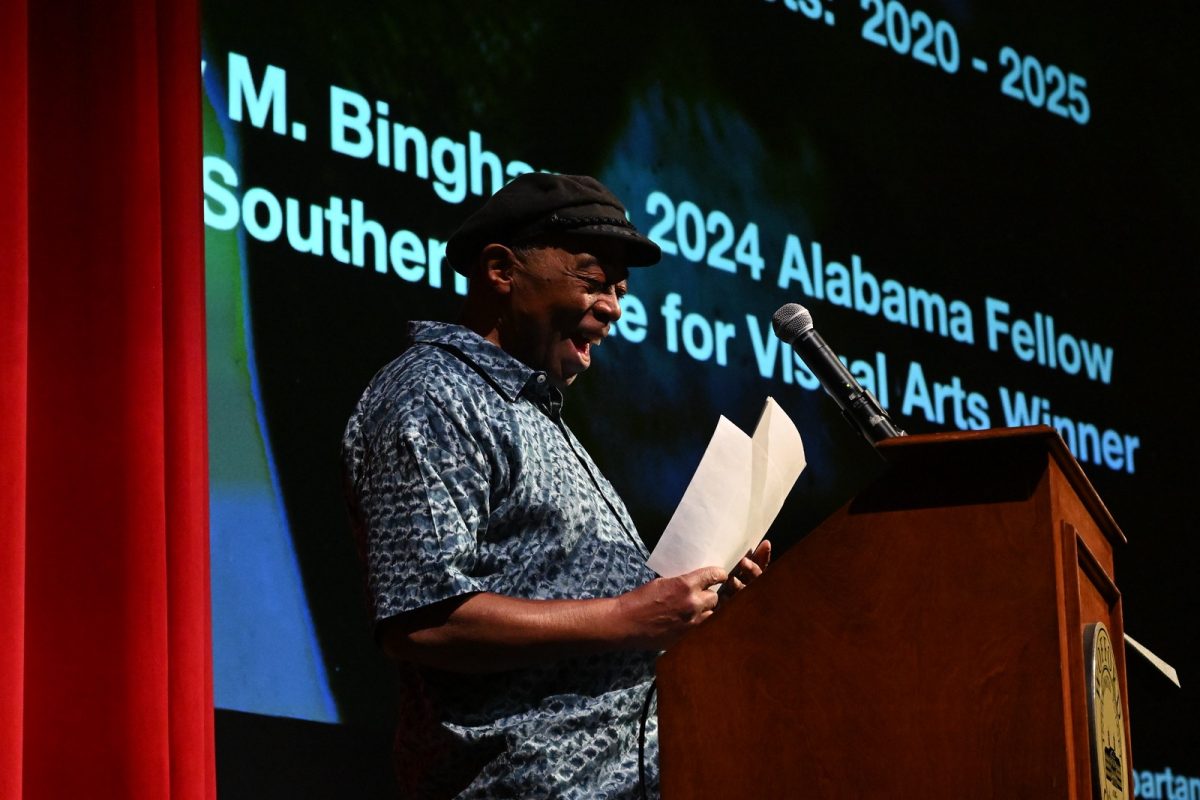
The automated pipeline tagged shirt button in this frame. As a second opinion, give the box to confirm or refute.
[536,374,546,384]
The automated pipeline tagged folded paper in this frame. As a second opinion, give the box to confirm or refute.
[648,397,806,576]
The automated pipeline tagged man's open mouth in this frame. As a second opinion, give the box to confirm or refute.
[569,334,601,358]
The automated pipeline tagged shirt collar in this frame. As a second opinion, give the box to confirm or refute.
[408,320,562,412]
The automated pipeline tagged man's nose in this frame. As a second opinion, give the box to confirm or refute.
[593,289,622,323]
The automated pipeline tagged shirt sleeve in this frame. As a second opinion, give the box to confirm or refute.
[355,419,493,623]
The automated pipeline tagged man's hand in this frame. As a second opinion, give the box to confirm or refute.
[614,565,728,651]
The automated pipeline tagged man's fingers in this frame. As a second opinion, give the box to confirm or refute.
[752,539,772,567]
[686,566,728,588]
[737,556,763,580]
[720,541,773,603]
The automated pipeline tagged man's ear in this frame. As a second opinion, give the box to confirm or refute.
[479,243,519,295]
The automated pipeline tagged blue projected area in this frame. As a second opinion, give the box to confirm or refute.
[203,54,337,723]
[209,490,337,721]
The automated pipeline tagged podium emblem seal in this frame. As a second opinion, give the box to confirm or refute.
[1084,622,1128,800]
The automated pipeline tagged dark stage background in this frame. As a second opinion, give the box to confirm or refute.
[201,1,1199,794]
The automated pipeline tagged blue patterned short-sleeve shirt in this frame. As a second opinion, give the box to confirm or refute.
[342,321,660,799]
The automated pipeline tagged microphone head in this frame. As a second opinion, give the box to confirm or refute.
[772,303,814,343]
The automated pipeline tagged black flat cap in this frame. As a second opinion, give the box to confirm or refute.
[445,173,662,274]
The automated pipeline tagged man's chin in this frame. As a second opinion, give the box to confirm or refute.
[554,352,591,387]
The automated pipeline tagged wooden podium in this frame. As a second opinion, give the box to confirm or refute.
[656,426,1133,798]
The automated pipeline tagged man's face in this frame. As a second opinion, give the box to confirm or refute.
[502,235,629,388]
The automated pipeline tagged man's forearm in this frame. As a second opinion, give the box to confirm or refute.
[379,563,732,673]
[379,592,629,673]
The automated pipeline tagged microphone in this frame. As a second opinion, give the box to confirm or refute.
[772,303,905,445]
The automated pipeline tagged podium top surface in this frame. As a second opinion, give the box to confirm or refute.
[875,425,1126,546]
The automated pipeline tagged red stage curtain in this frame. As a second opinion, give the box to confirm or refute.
[1,1,215,798]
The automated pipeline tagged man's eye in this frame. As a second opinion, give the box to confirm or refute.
[581,277,626,297]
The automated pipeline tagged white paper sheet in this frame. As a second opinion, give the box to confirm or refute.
[1124,633,1181,687]
[648,397,807,576]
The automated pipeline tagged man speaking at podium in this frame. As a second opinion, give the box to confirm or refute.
[343,173,770,798]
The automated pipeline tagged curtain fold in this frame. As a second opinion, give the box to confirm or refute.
[159,3,216,798]
[1,0,30,797]
[3,0,214,797]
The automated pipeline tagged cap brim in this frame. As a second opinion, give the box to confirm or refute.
[448,224,662,274]
[560,224,662,267]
